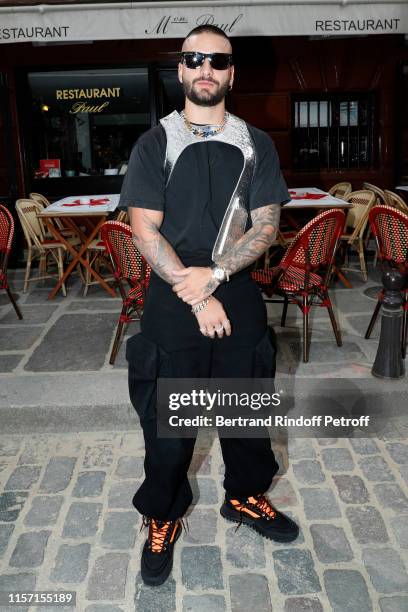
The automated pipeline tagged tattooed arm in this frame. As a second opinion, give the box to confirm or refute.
[129,207,185,285]
[173,203,281,304]
[213,203,281,276]
[129,206,231,333]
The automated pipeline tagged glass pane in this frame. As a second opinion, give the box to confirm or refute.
[299,101,309,127]
[339,101,349,127]
[349,101,358,126]
[28,68,150,178]
[309,101,318,127]
[340,100,358,127]
[319,101,331,127]
[156,69,184,118]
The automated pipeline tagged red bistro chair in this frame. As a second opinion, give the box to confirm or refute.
[100,220,151,365]
[364,205,408,358]
[252,209,346,362]
[0,205,23,320]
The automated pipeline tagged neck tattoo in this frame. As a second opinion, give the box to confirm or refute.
[181,110,229,139]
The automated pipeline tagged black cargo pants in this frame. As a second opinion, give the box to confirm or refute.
[126,265,279,520]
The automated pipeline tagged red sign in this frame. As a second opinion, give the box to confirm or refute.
[40,159,60,171]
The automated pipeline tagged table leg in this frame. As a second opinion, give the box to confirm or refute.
[332,265,353,289]
[62,217,117,298]
[43,217,116,299]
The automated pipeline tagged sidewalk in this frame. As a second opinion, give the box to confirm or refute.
[0,267,407,611]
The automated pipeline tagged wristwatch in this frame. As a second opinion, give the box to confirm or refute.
[211,265,229,283]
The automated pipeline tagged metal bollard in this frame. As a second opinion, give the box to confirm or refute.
[372,265,405,379]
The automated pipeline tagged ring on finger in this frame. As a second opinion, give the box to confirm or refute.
[215,326,224,333]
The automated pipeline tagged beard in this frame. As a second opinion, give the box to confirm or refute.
[182,77,229,107]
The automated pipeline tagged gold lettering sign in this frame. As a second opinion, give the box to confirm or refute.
[55,87,121,114]
[56,87,121,100]
[69,101,110,114]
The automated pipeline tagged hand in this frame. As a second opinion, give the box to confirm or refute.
[172,267,219,305]
[195,297,232,339]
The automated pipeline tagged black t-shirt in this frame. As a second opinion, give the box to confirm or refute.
[119,120,290,261]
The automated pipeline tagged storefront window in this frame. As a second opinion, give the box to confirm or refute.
[156,69,184,119]
[28,68,150,179]
[292,94,374,171]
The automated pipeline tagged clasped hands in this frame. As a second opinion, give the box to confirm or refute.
[172,266,231,339]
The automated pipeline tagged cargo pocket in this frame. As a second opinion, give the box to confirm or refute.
[254,326,278,379]
[126,333,172,424]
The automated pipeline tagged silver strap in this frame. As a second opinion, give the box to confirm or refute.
[160,111,255,263]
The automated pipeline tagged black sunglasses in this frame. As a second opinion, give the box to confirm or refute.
[181,52,233,71]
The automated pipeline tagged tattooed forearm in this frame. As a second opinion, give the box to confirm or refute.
[131,209,185,285]
[216,203,281,275]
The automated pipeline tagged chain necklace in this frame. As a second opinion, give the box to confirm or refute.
[181,110,229,139]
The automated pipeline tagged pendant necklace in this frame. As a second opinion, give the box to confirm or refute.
[181,110,229,139]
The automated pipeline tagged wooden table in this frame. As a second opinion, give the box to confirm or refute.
[38,194,119,299]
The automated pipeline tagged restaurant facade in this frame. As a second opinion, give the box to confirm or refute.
[1,0,408,262]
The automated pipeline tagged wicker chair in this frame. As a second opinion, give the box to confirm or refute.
[328,182,352,199]
[81,237,115,297]
[100,220,151,364]
[16,199,80,295]
[384,190,408,214]
[362,183,388,206]
[29,192,51,208]
[362,183,390,262]
[339,190,376,281]
[29,192,79,241]
[0,205,23,319]
[364,205,408,358]
[252,209,345,362]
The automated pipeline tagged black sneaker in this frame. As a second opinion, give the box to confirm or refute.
[220,493,299,542]
[140,517,182,586]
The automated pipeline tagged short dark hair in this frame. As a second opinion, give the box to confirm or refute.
[184,24,231,43]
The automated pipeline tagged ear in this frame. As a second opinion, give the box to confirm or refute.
[229,65,235,89]
[177,62,183,84]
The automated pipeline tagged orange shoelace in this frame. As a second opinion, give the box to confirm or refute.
[251,494,277,519]
[140,516,188,553]
[148,520,175,553]
[230,494,277,531]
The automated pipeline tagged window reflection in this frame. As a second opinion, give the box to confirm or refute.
[28,68,150,178]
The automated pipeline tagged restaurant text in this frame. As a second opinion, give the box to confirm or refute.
[0,26,69,40]
[315,18,400,33]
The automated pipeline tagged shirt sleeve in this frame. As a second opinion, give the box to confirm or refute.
[249,131,291,211]
[118,127,166,211]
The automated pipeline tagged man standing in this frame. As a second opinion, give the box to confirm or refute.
[119,24,298,586]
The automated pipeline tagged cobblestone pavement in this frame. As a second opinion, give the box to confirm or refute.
[0,430,408,612]
[0,266,407,610]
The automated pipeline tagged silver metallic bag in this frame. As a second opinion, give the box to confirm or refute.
[160,110,255,263]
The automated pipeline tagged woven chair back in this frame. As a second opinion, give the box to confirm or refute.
[0,205,14,277]
[115,210,129,224]
[344,190,376,240]
[384,190,408,214]
[0,204,13,253]
[362,182,388,205]
[29,192,51,208]
[281,209,345,271]
[16,199,47,249]
[100,221,151,285]
[369,205,408,265]
[328,182,352,199]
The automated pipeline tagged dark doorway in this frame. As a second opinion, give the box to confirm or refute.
[397,62,408,185]
[0,72,23,266]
